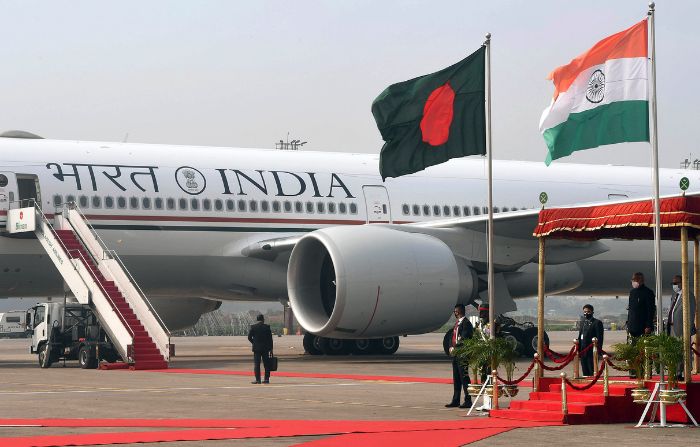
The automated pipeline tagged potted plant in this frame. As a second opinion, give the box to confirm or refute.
[610,337,649,403]
[480,336,511,398]
[451,334,485,396]
[647,333,686,404]
[501,337,522,397]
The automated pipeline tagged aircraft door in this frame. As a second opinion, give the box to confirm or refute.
[16,175,41,209]
[362,185,392,224]
[0,172,19,228]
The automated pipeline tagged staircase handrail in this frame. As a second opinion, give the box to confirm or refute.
[34,204,83,279]
[62,201,171,337]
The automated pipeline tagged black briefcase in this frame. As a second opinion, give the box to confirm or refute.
[269,354,278,372]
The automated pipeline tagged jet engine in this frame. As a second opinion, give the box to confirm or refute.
[287,226,477,339]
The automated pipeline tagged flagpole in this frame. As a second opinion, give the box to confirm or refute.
[485,33,495,342]
[649,1,666,426]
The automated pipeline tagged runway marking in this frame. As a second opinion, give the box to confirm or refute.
[0,381,416,396]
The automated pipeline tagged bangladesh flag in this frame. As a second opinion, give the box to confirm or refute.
[372,46,486,181]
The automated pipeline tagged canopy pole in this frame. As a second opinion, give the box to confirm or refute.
[538,236,545,376]
[485,32,495,343]
[695,236,700,375]
[682,226,691,384]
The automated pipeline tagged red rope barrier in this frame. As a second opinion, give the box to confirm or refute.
[499,359,536,385]
[564,360,606,391]
[542,345,569,359]
[692,346,700,357]
[605,356,630,372]
[543,345,576,363]
[578,342,594,355]
[537,355,573,371]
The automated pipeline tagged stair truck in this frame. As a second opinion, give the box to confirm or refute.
[28,300,122,368]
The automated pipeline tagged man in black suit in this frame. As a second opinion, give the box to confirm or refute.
[578,304,604,376]
[446,304,474,409]
[628,272,656,338]
[248,314,274,384]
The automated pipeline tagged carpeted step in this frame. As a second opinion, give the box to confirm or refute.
[134,347,160,355]
[130,361,168,370]
[546,383,632,396]
[489,409,567,423]
[511,400,597,413]
[530,391,606,404]
[133,354,164,362]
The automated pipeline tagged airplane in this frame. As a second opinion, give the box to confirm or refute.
[0,130,691,356]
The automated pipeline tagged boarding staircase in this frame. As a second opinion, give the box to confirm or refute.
[34,204,171,370]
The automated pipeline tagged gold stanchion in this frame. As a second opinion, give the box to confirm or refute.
[573,339,580,379]
[682,226,692,384]
[533,354,540,392]
[644,339,651,381]
[695,236,700,375]
[592,337,599,375]
[561,372,568,416]
[492,370,499,410]
[538,236,546,377]
[603,354,609,397]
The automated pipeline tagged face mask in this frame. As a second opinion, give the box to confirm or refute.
[632,281,640,289]
[584,313,592,320]
[673,285,681,293]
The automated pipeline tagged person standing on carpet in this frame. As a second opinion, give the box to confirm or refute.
[627,272,655,378]
[578,304,604,377]
[248,314,274,384]
[446,304,473,409]
[665,275,696,381]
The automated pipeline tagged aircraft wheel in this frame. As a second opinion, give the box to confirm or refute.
[376,336,400,355]
[523,327,549,358]
[501,327,526,357]
[319,337,350,355]
[350,339,375,355]
[443,329,454,356]
[303,333,323,355]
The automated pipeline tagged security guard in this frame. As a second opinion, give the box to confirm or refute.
[578,304,604,376]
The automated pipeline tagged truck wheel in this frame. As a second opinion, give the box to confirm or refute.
[376,336,400,355]
[443,329,454,356]
[79,346,93,369]
[303,332,323,355]
[39,345,52,368]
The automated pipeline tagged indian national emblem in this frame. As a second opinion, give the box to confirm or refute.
[586,69,605,104]
[183,169,198,190]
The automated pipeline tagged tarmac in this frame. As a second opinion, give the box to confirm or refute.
[1,331,698,446]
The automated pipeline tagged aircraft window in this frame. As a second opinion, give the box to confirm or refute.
[453,206,461,217]
[305,201,314,213]
[443,205,450,216]
[203,199,211,211]
[53,195,62,207]
[273,201,282,212]
[261,200,269,212]
[423,205,430,216]
[483,207,488,215]
[214,199,223,211]
[412,204,420,216]
[105,196,114,209]
[142,197,151,209]
[328,202,336,213]
[92,196,101,208]
[402,204,409,215]
[66,195,76,206]
[0,175,7,187]
[238,199,246,212]
[473,206,480,216]
[130,197,139,210]
[295,201,303,213]
[339,202,347,214]
[349,203,358,214]
[191,199,199,210]
[249,200,258,212]
[79,195,89,208]
[317,202,325,213]
[167,198,176,210]
[179,198,188,210]
[117,197,127,209]
[283,201,292,212]
[433,205,440,216]
[226,199,234,211]
[155,198,164,210]
[462,206,470,216]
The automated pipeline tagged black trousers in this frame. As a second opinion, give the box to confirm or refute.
[254,350,272,381]
[452,357,471,404]
[581,351,595,376]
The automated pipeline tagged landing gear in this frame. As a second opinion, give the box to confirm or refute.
[501,327,526,356]
[523,327,549,358]
[303,332,323,355]
[349,339,375,355]
[376,336,400,355]
[319,337,350,355]
[302,333,399,356]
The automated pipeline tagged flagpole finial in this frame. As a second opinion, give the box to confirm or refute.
[485,32,491,40]
[649,2,655,10]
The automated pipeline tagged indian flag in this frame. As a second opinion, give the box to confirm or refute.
[540,19,649,166]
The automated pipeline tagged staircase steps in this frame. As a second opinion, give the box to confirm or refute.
[53,229,168,371]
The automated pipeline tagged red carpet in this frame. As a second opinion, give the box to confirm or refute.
[0,419,561,447]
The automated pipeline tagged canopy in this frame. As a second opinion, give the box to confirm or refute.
[534,195,700,241]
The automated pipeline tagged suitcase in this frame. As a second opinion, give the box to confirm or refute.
[269,354,278,372]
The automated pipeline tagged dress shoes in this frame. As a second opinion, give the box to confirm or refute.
[459,402,472,409]
[262,380,270,384]
[251,381,261,384]
[445,402,460,408]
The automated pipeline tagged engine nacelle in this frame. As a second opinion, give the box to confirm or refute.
[288,226,465,339]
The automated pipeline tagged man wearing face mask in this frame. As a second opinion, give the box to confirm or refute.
[628,272,656,338]
[665,275,697,381]
[578,304,604,376]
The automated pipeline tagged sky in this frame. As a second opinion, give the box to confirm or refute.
[1,0,698,169]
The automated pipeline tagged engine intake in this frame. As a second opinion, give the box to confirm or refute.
[288,226,464,339]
